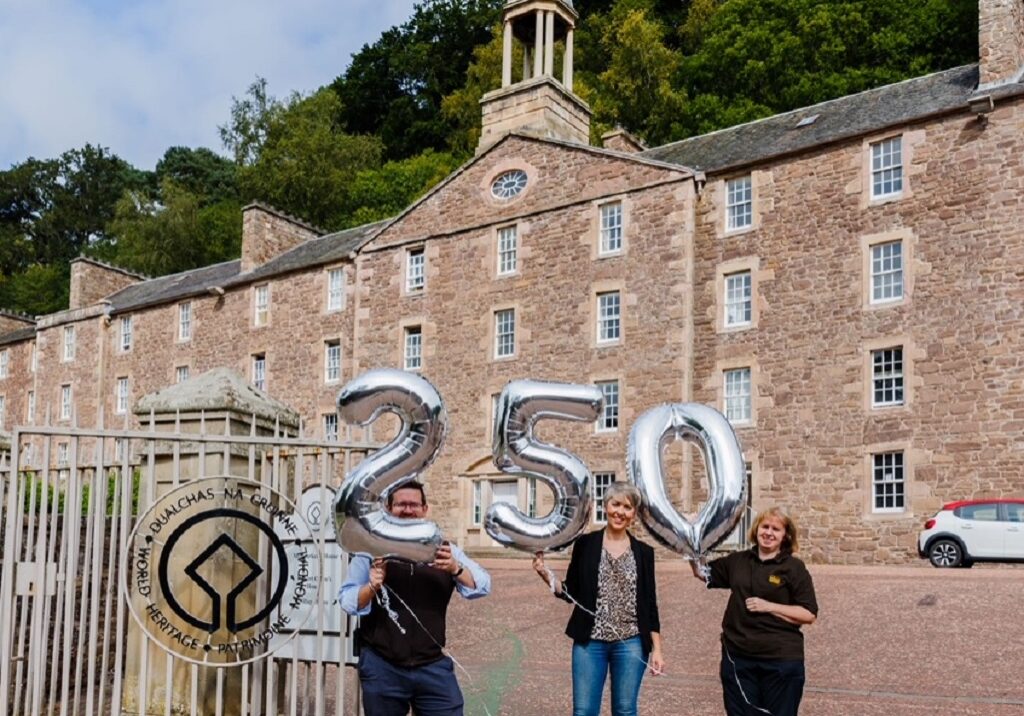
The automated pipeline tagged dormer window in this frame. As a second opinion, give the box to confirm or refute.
[491,170,528,200]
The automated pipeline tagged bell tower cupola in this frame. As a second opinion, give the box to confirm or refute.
[477,0,592,152]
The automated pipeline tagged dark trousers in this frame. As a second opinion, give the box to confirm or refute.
[358,647,464,716]
[720,645,805,716]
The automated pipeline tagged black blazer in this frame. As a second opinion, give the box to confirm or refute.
[560,528,661,653]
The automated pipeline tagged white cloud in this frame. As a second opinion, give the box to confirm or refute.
[0,0,417,170]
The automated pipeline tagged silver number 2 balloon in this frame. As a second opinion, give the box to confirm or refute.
[627,403,747,560]
[332,368,445,563]
[486,379,604,553]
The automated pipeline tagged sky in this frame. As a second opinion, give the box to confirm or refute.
[0,0,418,171]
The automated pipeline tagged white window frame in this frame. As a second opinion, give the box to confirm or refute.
[63,326,75,361]
[596,380,619,432]
[403,326,422,371]
[872,451,905,513]
[115,377,129,414]
[527,478,537,519]
[30,343,36,373]
[497,226,517,275]
[325,340,342,383]
[26,390,35,423]
[0,395,6,428]
[871,347,904,407]
[406,248,425,292]
[254,285,269,326]
[323,413,339,441]
[178,302,192,341]
[471,480,483,526]
[120,316,133,352]
[176,365,190,384]
[327,268,345,311]
[724,368,752,424]
[593,472,616,522]
[494,309,515,358]
[0,349,8,378]
[870,241,903,304]
[60,384,72,420]
[252,354,266,391]
[724,271,752,327]
[57,442,69,467]
[597,291,621,344]
[599,202,623,255]
[871,137,903,199]
[726,175,753,231]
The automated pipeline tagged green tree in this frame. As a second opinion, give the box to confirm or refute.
[440,23,504,157]
[223,83,383,229]
[331,0,503,160]
[346,150,462,225]
[155,146,238,205]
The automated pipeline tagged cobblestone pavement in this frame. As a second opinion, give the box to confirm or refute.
[435,559,1024,716]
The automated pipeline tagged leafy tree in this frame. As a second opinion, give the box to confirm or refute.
[223,83,383,229]
[155,146,238,205]
[0,263,69,316]
[331,0,503,160]
[440,23,504,157]
[346,150,463,226]
[103,179,241,277]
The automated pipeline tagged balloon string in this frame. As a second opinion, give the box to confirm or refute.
[375,585,495,716]
[541,567,662,676]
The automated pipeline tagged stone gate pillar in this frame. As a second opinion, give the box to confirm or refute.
[121,368,300,716]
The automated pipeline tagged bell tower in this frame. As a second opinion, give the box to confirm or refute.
[477,0,591,152]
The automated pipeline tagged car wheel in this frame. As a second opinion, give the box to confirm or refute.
[928,539,962,568]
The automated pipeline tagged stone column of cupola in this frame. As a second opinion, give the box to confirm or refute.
[502,20,513,86]
[563,28,574,90]
[544,11,555,75]
[534,11,543,76]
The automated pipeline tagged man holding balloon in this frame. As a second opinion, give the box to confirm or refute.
[339,480,491,716]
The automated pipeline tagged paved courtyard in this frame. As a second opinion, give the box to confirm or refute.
[431,558,1024,716]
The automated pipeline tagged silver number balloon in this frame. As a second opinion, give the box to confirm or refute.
[627,403,746,559]
[332,368,445,562]
[486,380,604,552]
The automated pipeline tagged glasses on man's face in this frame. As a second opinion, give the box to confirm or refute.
[392,501,425,510]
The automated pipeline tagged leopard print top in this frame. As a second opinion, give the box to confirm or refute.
[589,547,640,642]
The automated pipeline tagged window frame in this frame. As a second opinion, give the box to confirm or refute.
[254,285,270,327]
[724,271,753,328]
[724,367,752,425]
[178,302,192,341]
[406,248,426,293]
[725,175,753,232]
[119,316,133,352]
[870,136,903,200]
[596,291,621,344]
[496,225,518,276]
[871,450,905,513]
[26,390,35,423]
[326,267,345,311]
[599,202,623,255]
[0,349,8,379]
[252,354,266,392]
[324,340,342,383]
[115,376,129,415]
[593,472,616,523]
[871,347,904,408]
[403,326,423,371]
[494,309,516,359]
[870,240,904,304]
[323,413,339,441]
[63,325,75,362]
[60,384,72,420]
[595,380,620,432]
[175,365,190,384]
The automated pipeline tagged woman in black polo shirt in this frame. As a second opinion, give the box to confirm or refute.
[693,506,818,716]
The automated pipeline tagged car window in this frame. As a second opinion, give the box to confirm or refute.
[1002,504,1024,523]
[955,504,999,521]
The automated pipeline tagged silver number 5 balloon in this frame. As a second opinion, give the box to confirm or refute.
[486,380,604,553]
[627,403,747,560]
[332,368,445,563]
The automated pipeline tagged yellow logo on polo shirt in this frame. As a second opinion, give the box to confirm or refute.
[768,574,783,586]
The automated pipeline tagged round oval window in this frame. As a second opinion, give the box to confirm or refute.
[490,169,528,200]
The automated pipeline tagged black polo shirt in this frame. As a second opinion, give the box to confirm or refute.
[708,548,818,661]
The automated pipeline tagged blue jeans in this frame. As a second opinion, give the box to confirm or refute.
[358,647,464,716]
[571,636,646,716]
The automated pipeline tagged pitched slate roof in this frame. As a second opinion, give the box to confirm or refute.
[0,325,37,347]
[642,64,982,174]
[104,219,387,314]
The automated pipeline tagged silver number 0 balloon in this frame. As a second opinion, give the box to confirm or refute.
[627,403,747,560]
[486,380,604,553]
[332,368,445,562]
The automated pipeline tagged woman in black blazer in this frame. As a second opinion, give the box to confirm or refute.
[533,482,664,716]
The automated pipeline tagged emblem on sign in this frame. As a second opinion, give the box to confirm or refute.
[122,477,319,666]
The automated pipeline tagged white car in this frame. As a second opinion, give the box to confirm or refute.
[918,499,1024,567]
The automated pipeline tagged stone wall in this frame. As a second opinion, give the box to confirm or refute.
[69,258,142,310]
[241,204,320,273]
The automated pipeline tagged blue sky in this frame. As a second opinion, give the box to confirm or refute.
[0,0,418,171]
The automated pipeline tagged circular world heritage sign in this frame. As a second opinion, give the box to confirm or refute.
[122,476,319,666]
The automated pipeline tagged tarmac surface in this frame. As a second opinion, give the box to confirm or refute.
[430,558,1024,716]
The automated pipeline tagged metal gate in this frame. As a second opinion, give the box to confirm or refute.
[0,415,375,716]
